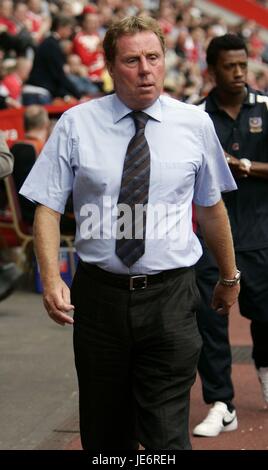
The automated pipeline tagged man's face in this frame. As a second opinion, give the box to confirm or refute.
[209,49,248,94]
[59,24,73,40]
[107,31,165,110]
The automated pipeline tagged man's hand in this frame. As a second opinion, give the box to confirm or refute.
[225,152,250,178]
[211,282,240,316]
[43,277,74,326]
[5,97,22,109]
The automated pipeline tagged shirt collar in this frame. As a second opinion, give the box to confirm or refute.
[207,85,255,113]
[244,86,258,105]
[206,85,256,113]
[112,93,162,123]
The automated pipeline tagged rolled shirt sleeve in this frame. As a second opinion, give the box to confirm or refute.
[19,113,76,214]
[193,112,237,207]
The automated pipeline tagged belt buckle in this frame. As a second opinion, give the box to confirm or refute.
[129,275,147,291]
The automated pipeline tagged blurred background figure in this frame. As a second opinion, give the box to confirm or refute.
[0,58,22,109]
[23,14,83,104]
[1,56,32,102]
[0,130,13,177]
[73,10,105,91]
[64,51,100,96]
[0,132,22,301]
[11,105,50,227]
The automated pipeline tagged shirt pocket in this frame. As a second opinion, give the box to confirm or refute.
[157,159,196,200]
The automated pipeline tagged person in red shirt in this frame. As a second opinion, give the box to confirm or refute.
[0,0,17,35]
[73,12,105,84]
[2,57,32,101]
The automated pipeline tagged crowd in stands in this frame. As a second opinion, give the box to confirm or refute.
[1,0,268,108]
[256,1,268,7]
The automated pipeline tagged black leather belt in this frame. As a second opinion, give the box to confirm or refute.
[80,261,190,291]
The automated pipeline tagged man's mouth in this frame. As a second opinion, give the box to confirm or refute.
[232,81,244,86]
[138,83,154,88]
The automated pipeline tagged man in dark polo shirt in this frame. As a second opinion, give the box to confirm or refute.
[193,34,268,437]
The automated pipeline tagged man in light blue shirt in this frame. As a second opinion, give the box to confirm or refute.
[20,16,240,450]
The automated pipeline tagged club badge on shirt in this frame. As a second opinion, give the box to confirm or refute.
[232,142,239,151]
[249,117,262,133]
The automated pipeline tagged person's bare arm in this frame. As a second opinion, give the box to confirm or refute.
[225,152,268,180]
[33,204,74,326]
[196,199,240,315]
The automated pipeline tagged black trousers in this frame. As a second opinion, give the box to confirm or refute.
[71,262,201,450]
[196,246,268,405]
[251,321,268,368]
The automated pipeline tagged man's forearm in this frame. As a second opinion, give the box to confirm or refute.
[33,205,62,288]
[225,152,268,180]
[249,161,268,180]
[196,200,237,278]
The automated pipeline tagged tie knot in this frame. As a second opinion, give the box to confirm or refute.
[131,111,149,131]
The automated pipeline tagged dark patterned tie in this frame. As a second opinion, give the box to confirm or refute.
[116,111,150,267]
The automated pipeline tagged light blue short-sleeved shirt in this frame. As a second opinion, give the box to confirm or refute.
[20,94,237,274]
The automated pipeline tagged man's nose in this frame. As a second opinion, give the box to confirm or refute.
[234,65,244,76]
[139,56,150,73]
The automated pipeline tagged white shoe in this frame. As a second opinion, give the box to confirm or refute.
[193,401,238,437]
[257,367,268,403]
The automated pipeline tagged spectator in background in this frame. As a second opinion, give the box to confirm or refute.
[12,1,36,57]
[20,103,50,152]
[0,58,21,108]
[24,14,83,104]
[0,0,19,58]
[73,11,105,89]
[255,69,268,92]
[98,4,114,38]
[0,132,22,301]
[0,88,21,108]
[65,53,100,96]
[2,56,32,101]
[60,38,100,96]
[0,0,35,57]
[0,131,13,178]
[256,0,268,6]
[26,0,51,44]
[11,105,50,226]
[0,0,16,35]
